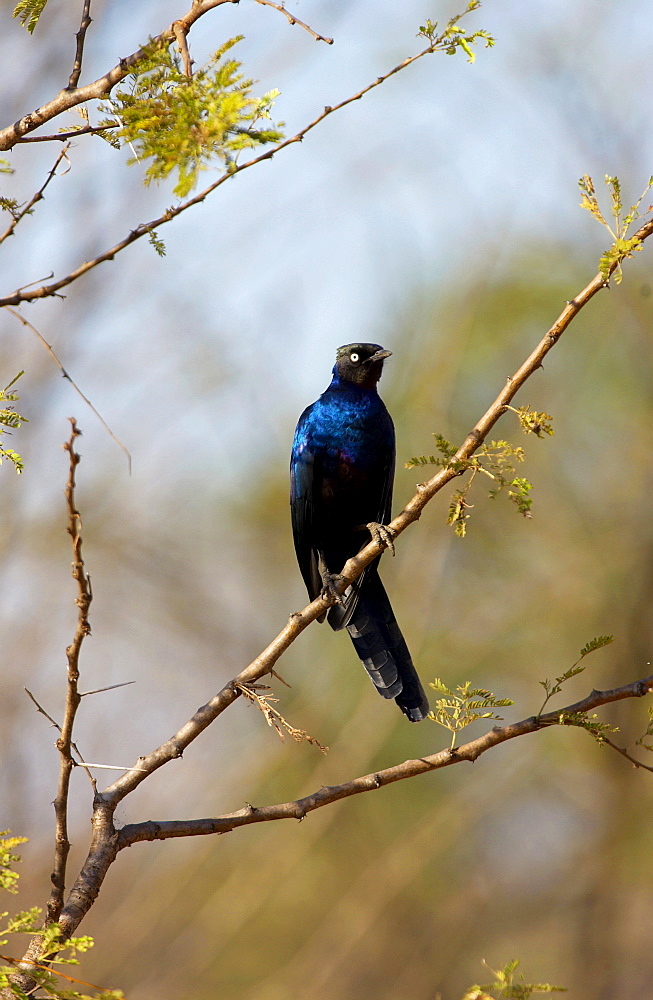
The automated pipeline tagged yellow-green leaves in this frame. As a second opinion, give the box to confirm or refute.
[12,0,48,34]
[0,373,27,474]
[419,2,495,64]
[428,679,513,749]
[579,174,653,284]
[462,958,566,999]
[539,635,615,716]
[101,38,284,198]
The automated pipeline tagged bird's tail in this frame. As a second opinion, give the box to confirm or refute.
[335,571,430,722]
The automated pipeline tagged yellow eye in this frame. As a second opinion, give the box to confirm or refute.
[350,353,359,362]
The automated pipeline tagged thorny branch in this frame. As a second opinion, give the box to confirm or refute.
[115,674,653,848]
[0,144,70,245]
[46,420,94,926]
[0,14,480,307]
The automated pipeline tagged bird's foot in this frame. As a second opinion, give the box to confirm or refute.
[320,571,346,606]
[367,521,396,555]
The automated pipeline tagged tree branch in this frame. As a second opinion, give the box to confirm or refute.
[113,674,653,850]
[0,25,480,307]
[251,0,333,44]
[0,0,333,151]
[0,144,70,245]
[68,0,93,90]
[46,420,94,926]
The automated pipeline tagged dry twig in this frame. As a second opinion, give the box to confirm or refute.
[235,681,329,753]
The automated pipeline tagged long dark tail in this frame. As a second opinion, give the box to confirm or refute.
[333,571,430,722]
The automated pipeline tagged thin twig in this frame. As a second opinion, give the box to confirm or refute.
[600,736,653,772]
[17,124,118,143]
[0,23,479,307]
[46,421,93,926]
[251,0,333,43]
[68,0,93,90]
[4,307,132,470]
[0,145,70,245]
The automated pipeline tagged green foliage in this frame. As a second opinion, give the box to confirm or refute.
[0,373,27,474]
[0,833,28,895]
[461,958,566,998]
[101,37,284,197]
[147,229,167,257]
[506,404,554,438]
[554,710,618,744]
[419,2,495,63]
[406,434,538,535]
[579,174,653,283]
[539,635,615,715]
[428,679,513,750]
[0,159,14,175]
[0,834,123,999]
[12,0,48,33]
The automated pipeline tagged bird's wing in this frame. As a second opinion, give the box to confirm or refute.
[290,437,323,606]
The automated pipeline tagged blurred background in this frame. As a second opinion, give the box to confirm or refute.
[1,0,653,997]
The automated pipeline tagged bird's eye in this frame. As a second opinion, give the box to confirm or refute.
[350,353,359,363]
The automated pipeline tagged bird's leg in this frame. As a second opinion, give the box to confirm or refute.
[366,522,396,556]
[320,568,346,606]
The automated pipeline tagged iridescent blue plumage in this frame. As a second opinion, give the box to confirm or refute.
[290,343,430,722]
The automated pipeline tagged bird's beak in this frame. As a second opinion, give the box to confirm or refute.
[367,349,392,363]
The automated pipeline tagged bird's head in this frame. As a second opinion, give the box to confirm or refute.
[334,343,392,388]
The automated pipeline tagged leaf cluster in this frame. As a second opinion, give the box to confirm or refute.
[101,37,284,197]
[428,679,513,749]
[579,174,653,283]
[406,433,539,536]
[0,373,28,474]
[419,2,495,64]
[539,635,614,715]
[461,958,566,999]
[12,0,48,34]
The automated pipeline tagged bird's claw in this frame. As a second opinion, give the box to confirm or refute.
[367,521,396,555]
[320,572,345,606]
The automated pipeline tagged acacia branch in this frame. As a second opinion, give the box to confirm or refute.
[251,0,334,43]
[0,144,70,245]
[46,420,94,926]
[0,0,333,151]
[114,674,653,849]
[68,0,93,90]
[0,26,478,307]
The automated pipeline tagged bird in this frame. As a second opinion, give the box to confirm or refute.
[290,343,430,722]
